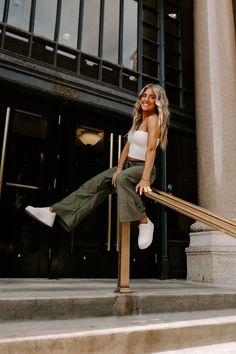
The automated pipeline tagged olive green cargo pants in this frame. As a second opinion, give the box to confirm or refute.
[51,161,156,232]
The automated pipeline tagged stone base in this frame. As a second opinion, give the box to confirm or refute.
[186,231,236,284]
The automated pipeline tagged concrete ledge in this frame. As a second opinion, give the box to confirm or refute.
[2,293,236,321]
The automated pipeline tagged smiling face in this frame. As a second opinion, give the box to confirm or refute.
[139,87,157,116]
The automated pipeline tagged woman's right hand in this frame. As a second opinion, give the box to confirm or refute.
[112,169,122,187]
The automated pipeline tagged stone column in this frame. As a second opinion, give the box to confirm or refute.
[233,0,236,32]
[186,0,236,284]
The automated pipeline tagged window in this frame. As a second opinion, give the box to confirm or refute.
[8,0,31,31]
[164,0,181,107]
[103,0,119,63]
[81,0,100,56]
[142,2,160,79]
[34,0,57,40]
[0,1,5,21]
[123,0,137,70]
[59,0,80,49]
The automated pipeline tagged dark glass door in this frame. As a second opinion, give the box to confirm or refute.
[0,97,59,277]
[49,107,128,278]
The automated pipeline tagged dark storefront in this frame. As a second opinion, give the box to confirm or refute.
[0,0,196,279]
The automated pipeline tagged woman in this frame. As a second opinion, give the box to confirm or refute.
[25,83,170,249]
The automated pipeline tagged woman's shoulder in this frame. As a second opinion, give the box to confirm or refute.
[147,113,160,126]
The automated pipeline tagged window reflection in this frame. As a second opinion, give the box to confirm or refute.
[123,0,137,69]
[34,0,57,40]
[8,0,31,31]
[0,1,4,21]
[103,0,119,63]
[76,126,104,150]
[59,0,80,48]
[81,0,100,56]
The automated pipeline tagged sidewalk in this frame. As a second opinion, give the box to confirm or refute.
[2,277,236,299]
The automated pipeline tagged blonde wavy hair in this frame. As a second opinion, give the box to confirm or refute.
[131,84,170,150]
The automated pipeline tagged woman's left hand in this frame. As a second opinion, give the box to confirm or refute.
[135,179,152,195]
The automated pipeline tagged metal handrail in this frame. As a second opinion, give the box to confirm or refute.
[147,188,236,238]
[116,189,236,293]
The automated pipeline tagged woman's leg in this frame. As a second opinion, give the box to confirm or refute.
[52,167,117,231]
[116,162,156,250]
[25,167,116,231]
[116,163,156,222]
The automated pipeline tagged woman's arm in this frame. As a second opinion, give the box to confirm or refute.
[135,114,160,194]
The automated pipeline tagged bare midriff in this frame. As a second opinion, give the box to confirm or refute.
[127,156,144,162]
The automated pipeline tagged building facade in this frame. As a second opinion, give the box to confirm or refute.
[186,0,236,284]
[0,0,197,279]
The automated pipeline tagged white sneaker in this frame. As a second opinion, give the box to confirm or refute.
[25,206,56,227]
[138,218,154,249]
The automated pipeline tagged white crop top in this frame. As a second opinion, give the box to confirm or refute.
[128,130,159,161]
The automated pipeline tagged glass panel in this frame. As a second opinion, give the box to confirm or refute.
[142,76,159,88]
[0,1,5,21]
[165,17,179,36]
[123,0,137,70]
[59,0,80,48]
[165,84,180,106]
[8,0,31,31]
[12,110,47,139]
[0,107,51,277]
[76,126,104,150]
[143,40,158,60]
[143,24,158,42]
[165,2,179,20]
[165,33,179,52]
[5,109,47,188]
[143,7,158,25]
[166,66,180,86]
[81,0,100,56]
[143,0,157,9]
[103,0,119,63]
[165,49,180,67]
[142,57,158,77]
[182,0,194,91]
[34,0,57,40]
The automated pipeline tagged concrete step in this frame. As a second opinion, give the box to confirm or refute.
[0,310,236,354]
[157,342,236,353]
[1,278,236,320]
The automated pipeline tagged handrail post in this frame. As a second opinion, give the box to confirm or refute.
[115,221,132,293]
